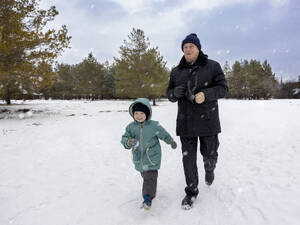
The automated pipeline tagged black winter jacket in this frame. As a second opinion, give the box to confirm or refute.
[166,53,228,137]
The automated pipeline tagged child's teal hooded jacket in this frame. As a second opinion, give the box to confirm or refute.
[121,98,175,172]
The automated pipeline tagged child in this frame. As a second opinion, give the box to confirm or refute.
[121,98,177,210]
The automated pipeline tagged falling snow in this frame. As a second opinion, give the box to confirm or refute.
[18,113,25,119]
[183,151,188,156]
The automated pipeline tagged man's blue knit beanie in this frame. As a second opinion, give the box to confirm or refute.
[181,33,201,51]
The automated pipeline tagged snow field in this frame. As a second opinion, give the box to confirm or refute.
[0,99,299,225]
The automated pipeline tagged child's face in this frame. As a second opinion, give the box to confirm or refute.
[134,111,146,123]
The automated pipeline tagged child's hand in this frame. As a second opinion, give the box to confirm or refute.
[127,138,137,147]
[171,141,177,149]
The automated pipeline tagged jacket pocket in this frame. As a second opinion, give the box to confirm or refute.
[206,102,218,120]
[146,147,157,166]
[199,101,217,120]
[132,148,140,163]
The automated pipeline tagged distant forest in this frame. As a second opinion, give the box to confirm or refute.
[1,1,299,104]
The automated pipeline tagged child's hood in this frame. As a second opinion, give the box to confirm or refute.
[129,98,152,121]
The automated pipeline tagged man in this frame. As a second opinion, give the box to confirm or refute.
[166,33,228,210]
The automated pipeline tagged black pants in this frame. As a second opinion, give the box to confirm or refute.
[141,170,158,200]
[180,135,219,197]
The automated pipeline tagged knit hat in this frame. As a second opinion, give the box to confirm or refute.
[181,33,201,51]
[132,103,150,120]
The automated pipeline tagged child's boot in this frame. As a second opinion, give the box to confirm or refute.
[141,195,152,210]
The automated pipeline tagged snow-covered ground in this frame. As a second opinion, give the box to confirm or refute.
[0,99,300,225]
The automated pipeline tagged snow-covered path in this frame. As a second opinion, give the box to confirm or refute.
[0,99,299,225]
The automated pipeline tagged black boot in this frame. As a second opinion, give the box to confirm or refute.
[181,195,196,210]
[205,170,215,185]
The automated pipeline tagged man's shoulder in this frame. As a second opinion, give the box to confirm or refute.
[206,58,220,66]
[171,66,181,74]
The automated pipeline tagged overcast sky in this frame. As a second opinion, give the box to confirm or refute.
[40,0,300,81]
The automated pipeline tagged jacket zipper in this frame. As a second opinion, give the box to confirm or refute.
[140,123,143,169]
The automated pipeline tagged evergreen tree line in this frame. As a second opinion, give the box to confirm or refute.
[50,54,113,100]
[1,1,299,104]
[48,28,170,104]
[224,60,300,99]
[50,51,300,101]
[224,59,278,99]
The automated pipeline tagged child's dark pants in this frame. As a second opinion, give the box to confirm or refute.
[141,170,158,199]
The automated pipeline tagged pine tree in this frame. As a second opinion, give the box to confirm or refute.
[51,63,77,99]
[0,0,71,104]
[75,53,105,100]
[223,61,231,98]
[32,61,56,99]
[102,61,115,99]
[227,59,278,99]
[247,59,262,99]
[114,28,169,104]
[229,61,246,99]
[261,60,278,99]
[0,26,2,41]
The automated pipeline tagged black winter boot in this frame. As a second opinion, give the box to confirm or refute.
[181,195,196,210]
[205,170,215,185]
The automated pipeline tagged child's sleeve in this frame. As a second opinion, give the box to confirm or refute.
[121,125,133,149]
[155,122,174,145]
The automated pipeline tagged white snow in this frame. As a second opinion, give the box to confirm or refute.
[1,99,300,225]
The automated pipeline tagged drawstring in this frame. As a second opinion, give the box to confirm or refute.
[187,66,198,95]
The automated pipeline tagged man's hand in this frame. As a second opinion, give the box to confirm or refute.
[195,92,205,104]
[173,86,186,99]
[126,138,137,147]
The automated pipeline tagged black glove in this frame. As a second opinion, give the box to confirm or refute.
[173,86,186,99]
[127,138,137,147]
[171,141,177,149]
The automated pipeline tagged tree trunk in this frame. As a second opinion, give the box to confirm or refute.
[152,99,156,106]
[5,85,11,105]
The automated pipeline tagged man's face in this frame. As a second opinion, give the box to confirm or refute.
[183,43,199,63]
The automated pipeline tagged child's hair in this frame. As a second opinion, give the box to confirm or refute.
[132,103,150,120]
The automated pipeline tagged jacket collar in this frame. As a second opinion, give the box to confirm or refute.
[134,120,151,126]
[178,50,208,70]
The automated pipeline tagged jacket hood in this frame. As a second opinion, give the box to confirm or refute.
[129,98,152,121]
